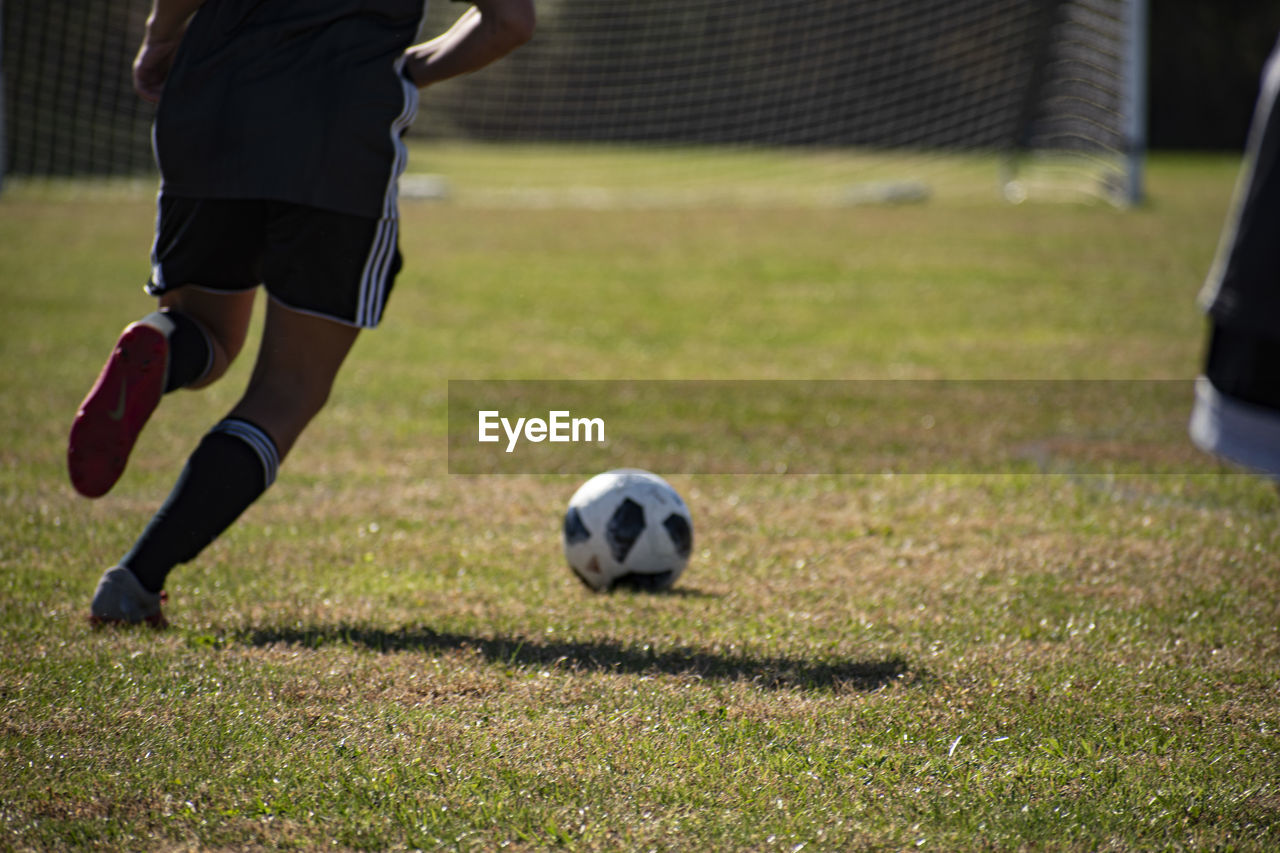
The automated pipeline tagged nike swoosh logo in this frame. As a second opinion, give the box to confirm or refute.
[108,383,127,421]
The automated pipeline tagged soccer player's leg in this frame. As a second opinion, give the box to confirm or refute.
[93,202,381,625]
[158,285,258,389]
[68,198,262,499]
[104,302,360,613]
[228,298,362,460]
[68,292,255,499]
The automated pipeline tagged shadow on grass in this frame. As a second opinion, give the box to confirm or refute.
[235,623,912,693]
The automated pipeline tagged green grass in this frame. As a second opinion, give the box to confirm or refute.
[2,147,1278,851]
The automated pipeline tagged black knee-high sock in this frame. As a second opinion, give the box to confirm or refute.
[137,309,214,392]
[122,418,280,593]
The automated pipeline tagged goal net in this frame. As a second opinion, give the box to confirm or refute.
[3,0,1145,205]
[3,0,155,182]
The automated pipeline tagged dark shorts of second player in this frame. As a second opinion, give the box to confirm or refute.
[146,196,402,328]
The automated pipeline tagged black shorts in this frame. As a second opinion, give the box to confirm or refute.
[146,196,402,328]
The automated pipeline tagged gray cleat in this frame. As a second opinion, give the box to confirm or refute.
[89,566,168,628]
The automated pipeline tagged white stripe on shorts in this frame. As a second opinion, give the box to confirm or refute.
[148,190,166,291]
[355,55,419,328]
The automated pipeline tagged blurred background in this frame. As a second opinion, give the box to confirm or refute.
[4,0,1280,196]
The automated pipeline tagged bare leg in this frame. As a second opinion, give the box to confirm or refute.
[228,297,361,458]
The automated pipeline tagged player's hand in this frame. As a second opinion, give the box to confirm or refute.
[133,34,183,103]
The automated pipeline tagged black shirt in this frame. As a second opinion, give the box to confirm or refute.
[154,0,426,218]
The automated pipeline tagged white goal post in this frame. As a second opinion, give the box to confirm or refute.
[2,0,1147,205]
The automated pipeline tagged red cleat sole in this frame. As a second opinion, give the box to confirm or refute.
[68,323,168,498]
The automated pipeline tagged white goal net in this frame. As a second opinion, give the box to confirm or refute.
[3,0,1146,205]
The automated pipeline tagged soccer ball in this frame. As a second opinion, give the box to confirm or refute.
[562,469,693,592]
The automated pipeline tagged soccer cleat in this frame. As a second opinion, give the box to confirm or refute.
[88,566,169,628]
[68,322,169,498]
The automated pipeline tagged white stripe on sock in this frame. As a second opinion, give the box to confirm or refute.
[212,418,280,487]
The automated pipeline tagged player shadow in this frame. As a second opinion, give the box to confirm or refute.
[238,623,912,693]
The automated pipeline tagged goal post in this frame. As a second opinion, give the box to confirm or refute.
[998,0,1148,205]
[1121,0,1149,205]
[2,0,1148,205]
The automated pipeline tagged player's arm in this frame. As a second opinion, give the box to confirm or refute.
[403,0,536,89]
[134,0,209,103]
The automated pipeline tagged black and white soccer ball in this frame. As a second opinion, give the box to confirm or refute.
[562,469,693,592]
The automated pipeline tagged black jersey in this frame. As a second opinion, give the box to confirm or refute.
[154,0,426,218]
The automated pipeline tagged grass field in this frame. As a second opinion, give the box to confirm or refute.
[2,147,1278,851]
